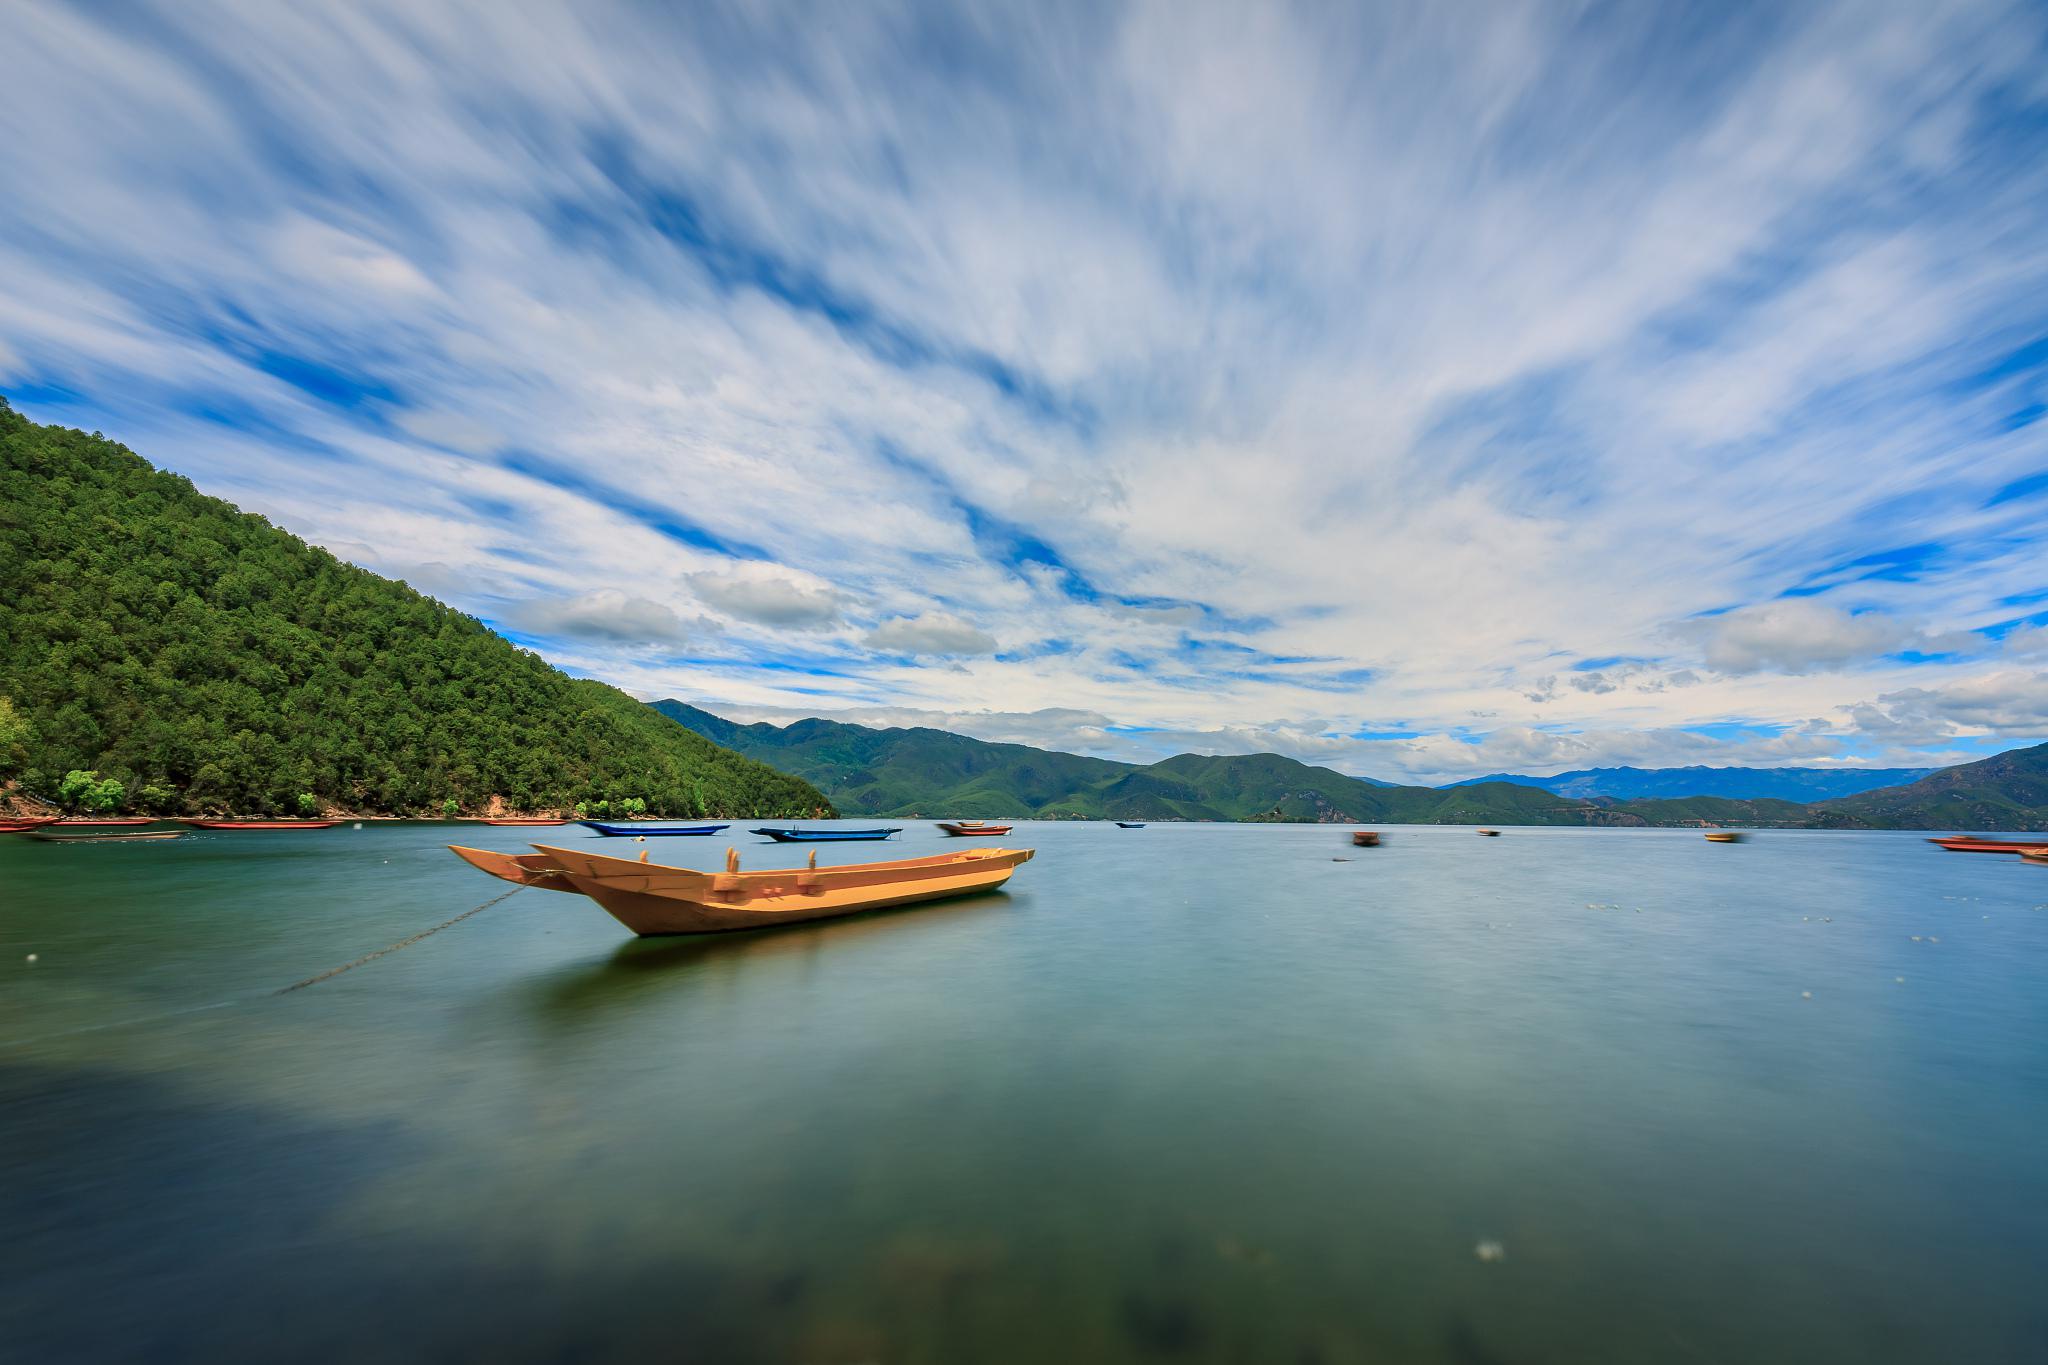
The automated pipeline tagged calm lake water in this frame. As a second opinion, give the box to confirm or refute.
[4,821,2046,1364]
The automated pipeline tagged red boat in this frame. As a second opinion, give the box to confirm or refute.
[175,818,343,830]
[56,817,158,828]
[936,821,1013,836]
[1929,835,2048,854]
[476,817,570,826]
[0,815,63,834]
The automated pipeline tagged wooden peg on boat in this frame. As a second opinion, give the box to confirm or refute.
[726,846,740,874]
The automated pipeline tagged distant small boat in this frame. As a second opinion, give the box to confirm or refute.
[1115,822,1146,829]
[581,821,729,836]
[752,827,901,842]
[1704,831,1744,843]
[449,841,1032,935]
[1476,828,1501,837]
[174,818,342,830]
[1352,831,1381,847]
[0,815,63,834]
[476,817,570,826]
[27,829,184,843]
[1928,835,2048,854]
[56,817,158,828]
[937,821,1012,836]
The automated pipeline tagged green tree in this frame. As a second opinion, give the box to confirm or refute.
[0,696,31,775]
[58,768,125,813]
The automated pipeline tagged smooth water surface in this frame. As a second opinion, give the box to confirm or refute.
[4,822,2046,1363]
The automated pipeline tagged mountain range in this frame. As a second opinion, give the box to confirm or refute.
[652,700,2048,830]
[1438,765,1937,802]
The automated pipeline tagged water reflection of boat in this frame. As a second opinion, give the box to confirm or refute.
[175,818,341,830]
[450,842,1032,936]
[938,821,1012,836]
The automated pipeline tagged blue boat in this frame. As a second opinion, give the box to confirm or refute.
[750,826,901,843]
[580,821,730,837]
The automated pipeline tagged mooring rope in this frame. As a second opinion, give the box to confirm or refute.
[275,886,526,994]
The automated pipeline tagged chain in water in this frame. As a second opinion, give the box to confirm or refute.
[275,886,526,994]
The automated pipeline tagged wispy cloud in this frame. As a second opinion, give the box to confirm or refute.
[2,0,2045,780]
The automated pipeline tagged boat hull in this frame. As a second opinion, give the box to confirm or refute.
[937,822,1012,836]
[175,818,342,830]
[449,845,586,893]
[0,816,63,834]
[1929,836,2048,854]
[453,842,1033,935]
[580,821,730,836]
[477,818,569,826]
[27,830,184,842]
[751,827,900,843]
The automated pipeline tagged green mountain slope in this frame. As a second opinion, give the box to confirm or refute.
[654,700,1728,825]
[1810,742,2048,831]
[0,400,829,818]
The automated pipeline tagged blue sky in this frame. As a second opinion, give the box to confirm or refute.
[3,0,2046,781]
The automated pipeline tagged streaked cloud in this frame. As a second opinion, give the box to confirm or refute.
[1,0,2045,780]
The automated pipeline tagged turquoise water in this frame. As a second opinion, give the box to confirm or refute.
[4,821,2046,1363]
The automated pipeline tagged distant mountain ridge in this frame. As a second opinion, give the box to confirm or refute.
[654,701,2048,830]
[1440,765,1938,802]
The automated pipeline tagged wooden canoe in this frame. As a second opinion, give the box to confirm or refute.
[450,842,1033,935]
[27,829,184,843]
[937,821,1012,836]
[1476,828,1502,836]
[2022,849,2048,865]
[581,821,730,836]
[751,827,900,843]
[1352,831,1381,847]
[56,816,158,827]
[475,817,570,826]
[1704,831,1744,843]
[175,818,342,830]
[1928,836,2048,854]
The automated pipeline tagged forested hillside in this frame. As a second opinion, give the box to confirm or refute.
[1810,742,2048,830]
[656,700,2048,830]
[0,400,828,818]
[654,701,1803,825]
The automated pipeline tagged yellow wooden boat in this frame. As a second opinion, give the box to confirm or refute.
[1704,831,1744,843]
[449,842,1033,936]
